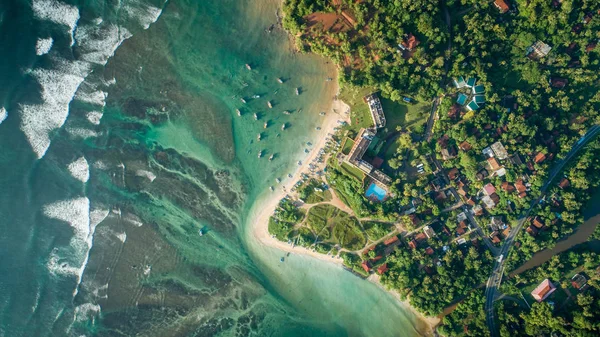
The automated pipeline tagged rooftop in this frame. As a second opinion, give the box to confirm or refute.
[531,279,556,302]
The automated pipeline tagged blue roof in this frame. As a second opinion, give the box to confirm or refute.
[467,101,480,111]
[457,93,468,105]
[474,95,486,104]
[466,77,477,87]
[473,84,485,94]
[454,76,466,88]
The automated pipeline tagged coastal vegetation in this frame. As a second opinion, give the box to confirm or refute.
[279,0,600,334]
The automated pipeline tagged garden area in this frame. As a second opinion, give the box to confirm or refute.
[297,178,333,204]
[306,204,367,251]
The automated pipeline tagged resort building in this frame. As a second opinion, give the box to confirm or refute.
[345,128,392,189]
[494,0,510,13]
[398,33,420,51]
[364,93,386,129]
[491,141,509,159]
[531,279,557,302]
[454,76,486,111]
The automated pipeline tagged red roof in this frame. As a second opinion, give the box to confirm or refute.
[402,33,420,50]
[531,279,556,302]
[534,152,546,164]
[551,78,568,88]
[408,239,417,249]
[494,0,510,13]
[448,168,459,180]
[384,236,399,246]
[483,183,496,195]
[491,235,501,244]
[501,181,515,192]
[377,263,389,275]
[527,225,539,236]
[425,246,434,255]
[533,217,545,229]
[361,260,372,273]
[558,178,570,189]
[515,179,527,193]
[459,141,472,151]
[487,157,501,171]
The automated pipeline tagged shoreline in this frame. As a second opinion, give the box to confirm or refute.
[248,83,440,336]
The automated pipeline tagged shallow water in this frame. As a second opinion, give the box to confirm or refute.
[0,0,424,336]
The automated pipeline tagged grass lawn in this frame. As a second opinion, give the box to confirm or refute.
[339,86,376,133]
[340,162,365,182]
[362,221,396,242]
[298,179,333,204]
[307,204,366,250]
[380,97,431,136]
[341,137,355,155]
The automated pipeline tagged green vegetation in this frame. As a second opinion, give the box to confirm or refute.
[298,178,333,204]
[338,86,376,132]
[340,137,355,155]
[380,98,431,135]
[439,290,490,337]
[363,221,395,242]
[268,199,304,241]
[307,204,366,250]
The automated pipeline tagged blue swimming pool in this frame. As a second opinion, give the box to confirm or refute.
[365,182,387,201]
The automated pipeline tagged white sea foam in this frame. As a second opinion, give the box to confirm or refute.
[0,107,6,124]
[65,127,99,139]
[43,197,90,241]
[32,0,80,46]
[123,213,143,227]
[92,160,108,170]
[116,232,127,243]
[36,37,53,55]
[19,60,89,158]
[89,207,109,227]
[135,169,156,182]
[75,89,106,107]
[74,24,132,65]
[74,302,101,322]
[68,157,89,183]
[86,111,103,125]
[123,2,163,30]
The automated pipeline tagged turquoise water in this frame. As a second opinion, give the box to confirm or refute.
[365,182,387,201]
[0,0,426,336]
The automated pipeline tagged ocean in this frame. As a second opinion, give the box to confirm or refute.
[0,0,425,336]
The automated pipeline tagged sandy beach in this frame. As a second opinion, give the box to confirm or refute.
[249,85,440,336]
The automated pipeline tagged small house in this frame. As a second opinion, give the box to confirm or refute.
[531,279,557,302]
[494,0,510,13]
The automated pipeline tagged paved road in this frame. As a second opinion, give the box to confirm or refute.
[485,125,600,336]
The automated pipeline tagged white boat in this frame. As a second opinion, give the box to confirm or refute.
[267,101,273,108]
[245,63,252,70]
[198,229,204,236]
[276,178,281,183]
[254,113,258,120]
[258,150,263,158]
[319,112,325,116]
[269,154,274,161]
[270,186,274,191]
[236,109,241,116]
[283,110,290,115]
[281,123,286,130]
[277,78,283,84]
[257,133,262,141]
[263,122,268,129]
[240,98,246,103]
[295,88,300,95]
[253,94,260,98]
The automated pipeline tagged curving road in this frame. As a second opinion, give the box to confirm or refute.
[485,125,600,336]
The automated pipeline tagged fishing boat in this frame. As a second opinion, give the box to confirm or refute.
[257,133,262,141]
[245,63,252,70]
[236,109,241,116]
[277,78,283,84]
[276,178,281,183]
[280,257,284,262]
[263,122,268,129]
[253,94,260,98]
[258,150,263,158]
[254,113,258,120]
[304,149,309,153]
[267,101,273,108]
[281,123,286,130]
[297,161,302,166]
[270,186,274,191]
[319,112,325,116]
[283,110,290,115]
[240,97,246,103]
[287,173,293,178]
[326,77,332,81]
[198,229,204,236]
[315,126,321,130]
[269,154,274,161]
[295,87,300,95]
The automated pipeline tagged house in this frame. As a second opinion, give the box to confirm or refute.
[423,226,436,239]
[501,181,515,192]
[364,94,386,128]
[361,260,372,273]
[483,183,496,196]
[399,33,420,51]
[487,157,502,171]
[515,179,527,194]
[526,225,539,237]
[534,152,546,164]
[476,169,489,181]
[408,239,418,249]
[409,214,421,226]
[465,196,476,206]
[472,85,485,95]
[532,216,545,229]
[377,263,389,275]
[434,190,447,201]
[457,186,468,196]
[448,168,459,180]
[571,274,587,290]
[425,246,435,255]
[531,279,557,302]
[457,212,468,222]
[510,153,524,166]
[527,41,552,59]
[482,195,496,209]
[494,0,510,13]
[489,216,505,231]
[550,77,568,89]
[441,146,458,160]
[453,76,467,88]
[466,100,480,111]
[586,42,597,52]
[491,142,509,160]
[459,141,472,152]
[482,147,495,158]
[558,177,570,189]
[457,93,469,105]
[457,221,468,235]
[491,233,501,244]
[384,236,399,246]
[472,204,484,216]
[501,227,511,238]
[465,77,477,87]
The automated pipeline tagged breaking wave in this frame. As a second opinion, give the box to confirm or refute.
[122,2,163,30]
[35,37,53,55]
[0,107,6,124]
[32,0,79,46]
[86,111,103,125]
[74,23,132,66]
[67,156,90,183]
[135,169,156,182]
